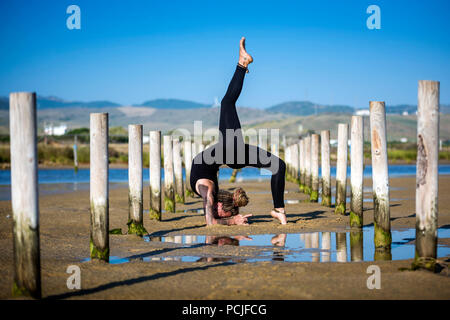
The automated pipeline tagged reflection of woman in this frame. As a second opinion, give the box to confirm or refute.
[190,37,287,226]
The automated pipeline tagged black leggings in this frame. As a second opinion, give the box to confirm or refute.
[216,65,286,208]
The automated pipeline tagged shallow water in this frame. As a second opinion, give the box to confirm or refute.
[83,226,450,264]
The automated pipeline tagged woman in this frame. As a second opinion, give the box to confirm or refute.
[190,37,287,226]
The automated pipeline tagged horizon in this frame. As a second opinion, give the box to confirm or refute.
[0,1,449,108]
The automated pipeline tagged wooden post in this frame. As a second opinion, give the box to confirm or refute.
[191,142,197,160]
[10,92,41,298]
[414,80,440,271]
[163,135,175,213]
[184,140,194,197]
[127,124,146,236]
[320,130,331,206]
[73,135,78,173]
[336,232,347,262]
[292,143,299,184]
[90,113,109,262]
[304,136,312,194]
[285,145,291,181]
[271,142,279,157]
[173,138,185,204]
[299,139,305,192]
[321,232,331,262]
[350,230,364,262]
[350,116,364,227]
[335,124,348,215]
[149,131,161,220]
[229,169,240,183]
[310,134,320,202]
[370,101,391,257]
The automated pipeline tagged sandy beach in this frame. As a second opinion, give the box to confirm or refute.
[0,175,449,300]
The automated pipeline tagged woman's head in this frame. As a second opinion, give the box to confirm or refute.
[216,188,249,217]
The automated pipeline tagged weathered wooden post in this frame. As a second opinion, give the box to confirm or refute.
[173,138,185,204]
[149,131,162,220]
[320,130,331,206]
[350,116,364,227]
[336,232,347,262]
[271,142,279,157]
[191,142,197,160]
[335,124,348,215]
[370,101,391,259]
[73,135,79,173]
[310,134,320,202]
[350,230,364,262]
[292,143,299,184]
[304,136,312,194]
[229,169,239,183]
[127,124,146,236]
[299,139,305,192]
[285,145,291,181]
[321,232,331,262]
[413,80,440,271]
[184,140,194,197]
[10,92,41,298]
[163,135,175,213]
[90,113,109,262]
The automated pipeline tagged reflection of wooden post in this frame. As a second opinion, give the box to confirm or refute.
[149,131,161,220]
[10,92,41,298]
[320,130,331,206]
[90,113,109,262]
[335,124,348,215]
[304,136,311,194]
[73,135,79,173]
[321,232,331,262]
[414,80,440,271]
[311,232,320,262]
[310,134,319,202]
[350,116,364,227]
[173,138,185,204]
[184,140,194,197]
[128,125,146,236]
[163,136,175,213]
[336,233,347,262]
[299,139,305,192]
[370,101,391,258]
[350,231,363,262]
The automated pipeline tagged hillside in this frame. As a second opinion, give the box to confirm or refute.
[138,99,211,109]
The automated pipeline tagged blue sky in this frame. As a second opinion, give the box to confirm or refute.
[0,0,449,108]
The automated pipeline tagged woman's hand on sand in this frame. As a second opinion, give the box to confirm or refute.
[233,214,252,225]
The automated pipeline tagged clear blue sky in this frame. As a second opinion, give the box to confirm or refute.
[0,0,449,109]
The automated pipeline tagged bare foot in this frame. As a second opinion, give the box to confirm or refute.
[239,37,253,68]
[270,208,287,225]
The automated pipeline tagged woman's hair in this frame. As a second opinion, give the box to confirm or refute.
[217,188,249,216]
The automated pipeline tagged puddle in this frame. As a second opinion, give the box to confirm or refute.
[83,227,450,264]
[283,197,409,205]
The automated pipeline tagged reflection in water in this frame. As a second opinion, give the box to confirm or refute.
[311,233,320,262]
[271,234,287,261]
[336,233,347,262]
[350,231,364,262]
[321,232,331,262]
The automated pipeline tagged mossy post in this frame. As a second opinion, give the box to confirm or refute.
[163,135,175,213]
[184,140,194,197]
[10,92,41,299]
[229,168,239,183]
[370,101,391,257]
[335,123,348,215]
[304,135,312,195]
[321,232,331,262]
[149,131,161,220]
[413,80,440,271]
[336,232,348,262]
[310,134,320,202]
[320,130,331,207]
[299,139,305,192]
[73,135,78,173]
[350,230,363,262]
[90,113,109,262]
[173,138,185,204]
[350,116,364,227]
[291,143,299,184]
[127,124,146,236]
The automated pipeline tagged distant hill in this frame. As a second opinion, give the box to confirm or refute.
[138,99,211,109]
[266,101,354,115]
[0,95,121,110]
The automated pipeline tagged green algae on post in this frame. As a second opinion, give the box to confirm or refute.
[310,190,319,203]
[127,219,148,237]
[349,211,363,228]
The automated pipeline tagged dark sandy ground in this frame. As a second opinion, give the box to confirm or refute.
[0,176,449,299]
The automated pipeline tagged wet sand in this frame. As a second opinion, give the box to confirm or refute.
[0,176,449,299]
